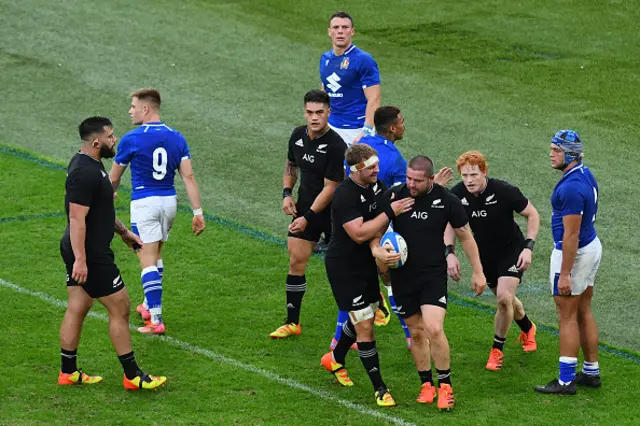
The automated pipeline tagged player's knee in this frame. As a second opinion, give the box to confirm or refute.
[288,255,308,274]
[496,293,514,310]
[424,321,444,340]
[410,325,428,346]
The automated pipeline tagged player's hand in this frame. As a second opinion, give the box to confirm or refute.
[113,192,118,200]
[557,273,572,296]
[372,245,402,266]
[288,217,308,234]
[192,214,206,236]
[471,271,487,296]
[446,253,461,281]
[282,197,297,216]
[72,259,88,284]
[434,167,453,187]
[516,248,532,271]
[121,230,143,251]
[391,197,415,217]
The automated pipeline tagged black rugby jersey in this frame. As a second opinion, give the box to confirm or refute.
[60,152,116,261]
[450,178,529,255]
[326,178,388,265]
[287,126,346,206]
[388,183,468,285]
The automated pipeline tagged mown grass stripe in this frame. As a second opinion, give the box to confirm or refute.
[4,143,640,364]
[0,277,417,426]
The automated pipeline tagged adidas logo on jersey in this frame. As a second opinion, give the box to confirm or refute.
[316,144,328,154]
[295,139,304,147]
[438,296,447,304]
[431,198,444,209]
[485,194,497,205]
[508,265,519,273]
[461,197,469,206]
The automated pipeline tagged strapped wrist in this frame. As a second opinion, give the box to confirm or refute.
[445,244,455,256]
[303,209,317,224]
[282,187,293,199]
[362,125,374,136]
[384,204,396,221]
[193,208,203,216]
[524,238,535,251]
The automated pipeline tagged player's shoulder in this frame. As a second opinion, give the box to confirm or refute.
[437,184,462,203]
[489,177,518,191]
[320,50,333,61]
[351,45,375,60]
[325,128,347,147]
[384,182,406,199]
[449,181,466,198]
[290,125,307,139]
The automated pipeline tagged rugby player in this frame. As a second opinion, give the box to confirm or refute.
[535,130,602,394]
[449,151,540,371]
[109,88,205,335]
[269,90,346,339]
[321,144,414,407]
[59,116,166,390]
[320,11,381,146]
[385,155,486,410]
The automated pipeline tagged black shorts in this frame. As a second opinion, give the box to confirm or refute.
[481,243,524,289]
[61,247,125,299]
[392,272,448,318]
[325,257,380,312]
[287,201,331,243]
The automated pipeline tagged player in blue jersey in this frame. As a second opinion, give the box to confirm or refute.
[109,88,206,335]
[320,11,381,146]
[535,130,602,395]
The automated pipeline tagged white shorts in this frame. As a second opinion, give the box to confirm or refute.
[130,196,178,243]
[549,237,602,296]
[329,125,362,147]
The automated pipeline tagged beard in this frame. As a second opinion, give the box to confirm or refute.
[100,144,116,159]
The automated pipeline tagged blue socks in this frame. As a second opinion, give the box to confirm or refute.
[334,310,349,342]
[142,266,162,324]
[559,356,577,384]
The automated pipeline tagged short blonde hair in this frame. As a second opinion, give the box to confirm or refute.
[131,88,161,108]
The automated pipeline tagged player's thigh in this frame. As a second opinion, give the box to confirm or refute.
[66,285,95,315]
[82,261,126,300]
[287,202,328,243]
[578,286,594,316]
[98,283,131,318]
[140,241,161,268]
[390,285,422,319]
[481,258,500,290]
[325,259,373,312]
[573,238,602,290]
[130,198,163,243]
[159,196,178,242]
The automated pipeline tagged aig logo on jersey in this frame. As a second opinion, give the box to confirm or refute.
[303,154,314,163]
[411,211,428,220]
[472,210,487,218]
[431,199,444,209]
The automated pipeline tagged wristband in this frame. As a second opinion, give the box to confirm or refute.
[193,208,203,216]
[362,125,374,136]
[445,244,455,256]
[524,238,535,251]
[384,204,396,221]
[303,209,317,224]
[283,187,293,199]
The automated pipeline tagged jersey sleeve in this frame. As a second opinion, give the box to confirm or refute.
[287,129,297,164]
[502,182,529,213]
[179,134,191,161]
[333,186,363,226]
[114,134,134,166]
[325,142,347,182]
[358,54,381,89]
[389,155,407,186]
[557,184,586,216]
[446,191,469,228]
[66,168,100,207]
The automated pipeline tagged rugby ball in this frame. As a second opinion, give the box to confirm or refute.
[380,231,408,268]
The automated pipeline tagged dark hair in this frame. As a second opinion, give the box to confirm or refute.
[78,116,113,141]
[374,106,401,134]
[408,155,434,177]
[131,88,161,108]
[346,143,377,167]
[304,90,330,107]
[329,11,354,26]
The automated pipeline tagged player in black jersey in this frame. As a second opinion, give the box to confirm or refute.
[384,155,486,411]
[448,151,540,371]
[269,90,347,339]
[321,143,414,407]
[58,116,166,390]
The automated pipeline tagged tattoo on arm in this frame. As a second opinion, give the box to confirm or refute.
[114,217,127,236]
[284,160,298,178]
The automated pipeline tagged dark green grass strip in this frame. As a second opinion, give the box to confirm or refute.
[4,142,640,365]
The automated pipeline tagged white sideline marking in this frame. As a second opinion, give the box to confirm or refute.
[0,277,417,426]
